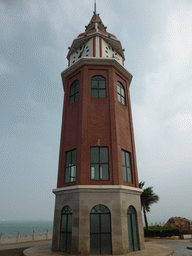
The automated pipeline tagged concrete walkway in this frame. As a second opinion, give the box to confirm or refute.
[0,240,52,251]
[22,241,173,256]
[1,239,191,256]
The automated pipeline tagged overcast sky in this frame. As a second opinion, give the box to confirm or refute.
[1,0,192,224]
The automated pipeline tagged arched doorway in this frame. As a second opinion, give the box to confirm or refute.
[60,206,72,253]
[127,206,139,252]
[90,204,112,254]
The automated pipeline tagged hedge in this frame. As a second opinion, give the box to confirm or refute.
[144,225,180,237]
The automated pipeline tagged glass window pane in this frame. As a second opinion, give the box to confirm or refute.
[100,148,108,163]
[90,214,100,233]
[66,233,72,253]
[100,164,109,180]
[99,89,106,98]
[90,234,100,255]
[126,152,131,167]
[91,89,98,97]
[75,83,79,92]
[122,151,126,166]
[118,94,121,102]
[71,150,76,165]
[67,215,72,233]
[70,96,74,104]
[117,84,121,93]
[121,87,125,96]
[70,86,75,95]
[74,93,79,102]
[99,80,106,88]
[66,152,71,167]
[101,214,110,233]
[60,233,66,252]
[122,97,125,105]
[71,166,76,182]
[127,167,132,183]
[61,215,67,232]
[127,215,133,252]
[91,148,99,163]
[132,214,139,251]
[101,234,112,254]
[65,167,70,183]
[91,80,98,88]
[128,206,135,214]
[123,166,127,182]
[91,164,99,180]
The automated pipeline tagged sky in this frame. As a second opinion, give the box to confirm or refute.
[1,0,192,224]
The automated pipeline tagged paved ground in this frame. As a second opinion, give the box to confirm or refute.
[0,240,52,251]
[151,239,192,256]
[0,239,192,255]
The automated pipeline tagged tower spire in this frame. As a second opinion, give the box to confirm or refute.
[94,0,96,15]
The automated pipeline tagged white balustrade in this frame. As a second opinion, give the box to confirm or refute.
[0,230,52,245]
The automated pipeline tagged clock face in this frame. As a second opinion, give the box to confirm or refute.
[71,44,90,64]
[105,45,120,60]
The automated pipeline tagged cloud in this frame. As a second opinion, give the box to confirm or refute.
[133,2,192,185]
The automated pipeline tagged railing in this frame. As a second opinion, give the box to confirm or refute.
[148,222,166,227]
[0,229,52,245]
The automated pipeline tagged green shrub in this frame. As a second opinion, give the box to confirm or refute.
[144,225,180,237]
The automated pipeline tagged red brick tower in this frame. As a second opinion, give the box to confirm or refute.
[52,7,144,255]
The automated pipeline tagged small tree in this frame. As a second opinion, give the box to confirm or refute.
[139,181,159,230]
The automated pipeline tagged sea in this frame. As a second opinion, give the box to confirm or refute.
[0,221,53,235]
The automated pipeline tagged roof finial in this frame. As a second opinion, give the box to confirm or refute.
[94,0,96,15]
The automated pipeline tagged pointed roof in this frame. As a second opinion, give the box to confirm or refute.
[78,13,116,39]
[67,12,125,60]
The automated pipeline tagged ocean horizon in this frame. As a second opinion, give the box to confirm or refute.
[0,220,53,235]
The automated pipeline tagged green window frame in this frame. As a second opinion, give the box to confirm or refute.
[117,81,126,105]
[70,80,79,104]
[65,149,76,183]
[60,206,73,253]
[90,147,109,181]
[127,206,139,252]
[91,76,106,98]
[90,204,112,254]
[122,150,133,183]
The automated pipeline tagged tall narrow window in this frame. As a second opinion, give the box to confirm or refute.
[65,149,76,183]
[90,147,109,180]
[122,150,133,183]
[60,206,73,253]
[117,81,126,105]
[90,205,112,254]
[91,76,106,98]
[127,206,139,252]
[70,80,79,104]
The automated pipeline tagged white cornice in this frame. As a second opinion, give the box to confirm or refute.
[52,185,143,195]
[61,57,132,91]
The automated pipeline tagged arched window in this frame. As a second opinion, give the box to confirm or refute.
[127,206,139,252]
[60,206,73,253]
[91,76,106,98]
[90,205,112,254]
[122,150,133,183]
[117,81,126,105]
[65,149,76,183]
[90,147,109,181]
[70,80,79,104]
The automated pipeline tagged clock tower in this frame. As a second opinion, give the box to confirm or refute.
[52,6,144,255]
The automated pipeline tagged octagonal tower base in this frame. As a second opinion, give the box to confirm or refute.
[52,185,144,255]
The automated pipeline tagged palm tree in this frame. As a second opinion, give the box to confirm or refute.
[139,181,159,230]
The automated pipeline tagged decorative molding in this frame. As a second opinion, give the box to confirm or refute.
[52,185,142,195]
[61,57,132,90]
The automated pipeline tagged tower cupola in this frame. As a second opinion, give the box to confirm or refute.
[67,12,125,66]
